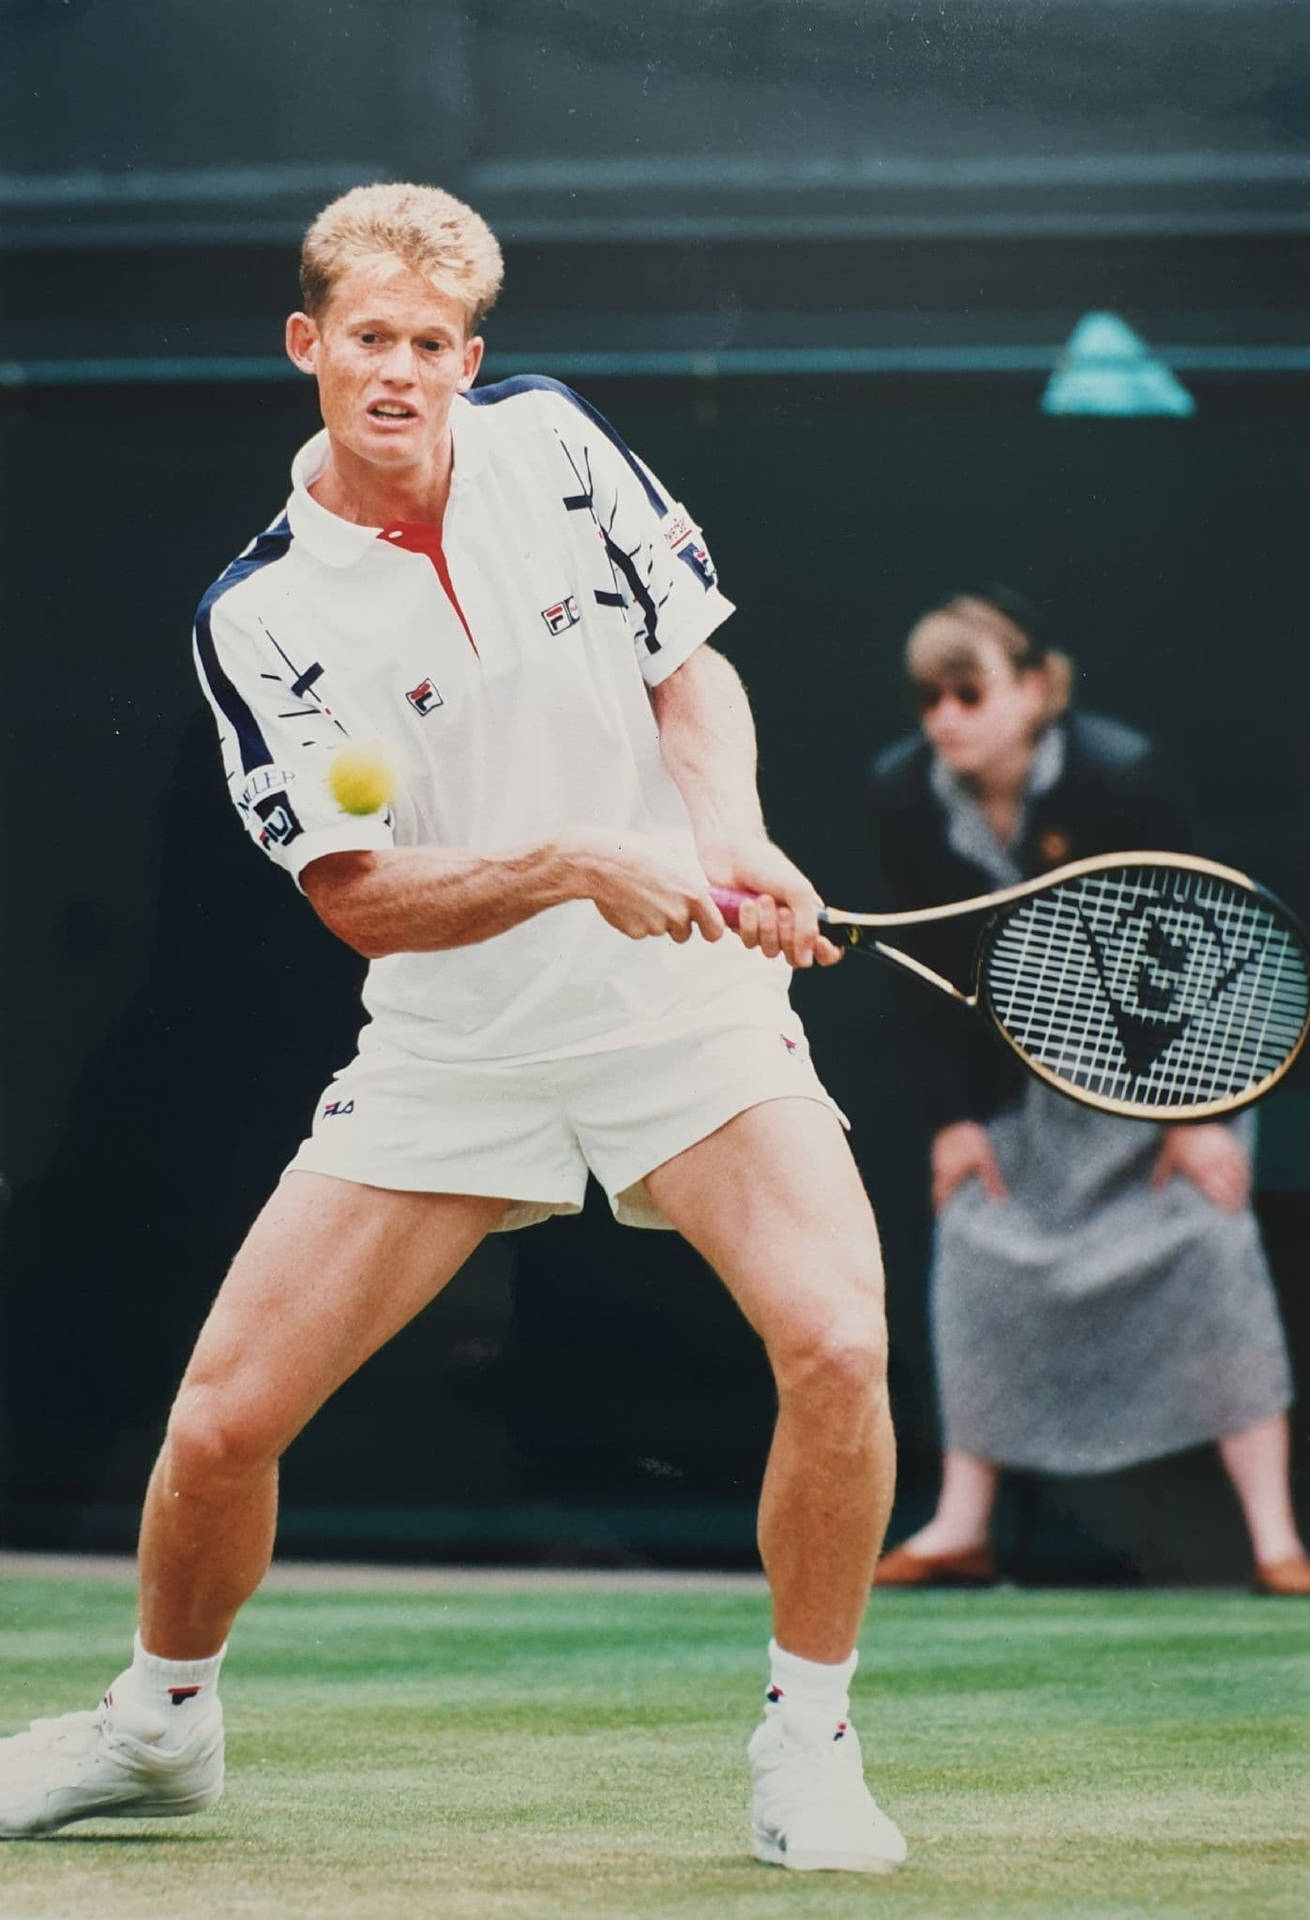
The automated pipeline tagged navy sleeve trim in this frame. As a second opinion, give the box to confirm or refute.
[469,374,669,518]
[193,517,294,775]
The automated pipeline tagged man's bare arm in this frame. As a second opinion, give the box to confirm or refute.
[300,831,722,959]
[649,643,768,846]
[651,645,840,967]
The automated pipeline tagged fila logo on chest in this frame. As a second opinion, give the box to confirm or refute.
[406,678,444,717]
[541,594,580,635]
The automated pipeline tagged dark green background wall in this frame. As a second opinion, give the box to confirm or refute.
[2,368,1307,1578]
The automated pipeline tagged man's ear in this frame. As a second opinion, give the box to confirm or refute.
[286,311,319,376]
[457,334,485,393]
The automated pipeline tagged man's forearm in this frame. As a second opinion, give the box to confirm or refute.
[651,645,840,966]
[301,839,593,959]
[302,825,722,959]
[651,645,768,850]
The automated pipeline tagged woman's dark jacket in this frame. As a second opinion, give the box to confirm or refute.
[868,712,1189,1132]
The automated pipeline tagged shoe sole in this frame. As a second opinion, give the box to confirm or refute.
[1,1728,224,1842]
[2,1780,224,1840]
[752,1828,901,1874]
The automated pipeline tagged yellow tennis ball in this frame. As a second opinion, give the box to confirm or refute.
[327,744,395,815]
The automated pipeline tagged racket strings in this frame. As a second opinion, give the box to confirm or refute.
[983,867,1309,1112]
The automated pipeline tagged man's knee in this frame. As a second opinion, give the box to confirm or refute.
[163,1383,281,1489]
[770,1297,890,1409]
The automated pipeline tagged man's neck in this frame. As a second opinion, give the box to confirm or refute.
[310,429,456,530]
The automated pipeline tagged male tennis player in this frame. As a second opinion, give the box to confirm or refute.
[0,183,904,1873]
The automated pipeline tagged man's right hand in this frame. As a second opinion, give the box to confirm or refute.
[567,829,726,944]
[930,1120,1009,1211]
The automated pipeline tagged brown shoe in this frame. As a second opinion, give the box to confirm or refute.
[874,1542,997,1588]
[1251,1554,1310,1595]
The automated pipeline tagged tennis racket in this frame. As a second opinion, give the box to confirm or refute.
[712,852,1310,1120]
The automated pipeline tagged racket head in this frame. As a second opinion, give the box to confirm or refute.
[975,855,1310,1119]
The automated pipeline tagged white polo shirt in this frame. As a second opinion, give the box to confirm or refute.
[194,375,789,1061]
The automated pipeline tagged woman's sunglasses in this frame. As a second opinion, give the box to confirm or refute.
[912,678,986,714]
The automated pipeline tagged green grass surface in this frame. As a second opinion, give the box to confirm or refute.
[0,1577,1306,1918]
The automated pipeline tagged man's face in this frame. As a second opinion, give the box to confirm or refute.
[286,256,483,477]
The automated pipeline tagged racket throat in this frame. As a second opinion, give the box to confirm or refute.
[864,937,975,1008]
[823,915,975,1004]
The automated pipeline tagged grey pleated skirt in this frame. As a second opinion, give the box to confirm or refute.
[931,1085,1293,1474]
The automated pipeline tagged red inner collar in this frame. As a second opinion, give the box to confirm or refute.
[378,522,477,655]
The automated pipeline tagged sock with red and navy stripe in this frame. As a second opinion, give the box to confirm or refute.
[766,1637,858,1741]
[111,1631,227,1743]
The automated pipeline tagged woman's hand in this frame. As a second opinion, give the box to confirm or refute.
[930,1120,1009,1211]
[1149,1124,1250,1214]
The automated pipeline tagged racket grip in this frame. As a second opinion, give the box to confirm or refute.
[709,886,838,933]
[710,886,754,929]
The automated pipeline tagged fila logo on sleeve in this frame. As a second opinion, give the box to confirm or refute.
[406,678,444,716]
[254,793,302,848]
[541,594,580,635]
[663,508,718,590]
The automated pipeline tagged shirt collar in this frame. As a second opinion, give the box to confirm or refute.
[285,397,486,568]
[448,390,488,483]
[285,431,383,569]
[1026,721,1065,797]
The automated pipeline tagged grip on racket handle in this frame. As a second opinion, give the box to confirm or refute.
[710,886,754,929]
[710,887,840,937]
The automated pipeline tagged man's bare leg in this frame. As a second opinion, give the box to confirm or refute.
[645,1097,905,1873]
[138,1172,507,1658]
[0,1173,507,1837]
[643,1099,894,1661]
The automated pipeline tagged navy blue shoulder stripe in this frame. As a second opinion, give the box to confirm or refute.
[468,375,668,518]
[193,516,294,775]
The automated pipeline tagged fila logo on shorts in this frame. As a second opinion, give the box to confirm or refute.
[406,678,444,716]
[322,1099,355,1117]
[541,594,580,635]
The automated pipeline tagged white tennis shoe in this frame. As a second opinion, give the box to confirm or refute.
[748,1706,906,1873]
[0,1683,224,1837]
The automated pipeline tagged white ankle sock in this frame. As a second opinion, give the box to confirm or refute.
[118,1631,227,1733]
[766,1637,858,1724]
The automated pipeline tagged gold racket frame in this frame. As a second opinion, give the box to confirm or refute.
[823,850,1310,1121]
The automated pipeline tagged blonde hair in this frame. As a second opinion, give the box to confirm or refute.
[906,592,1073,721]
[300,182,504,331]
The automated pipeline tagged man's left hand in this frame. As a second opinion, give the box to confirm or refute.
[698,838,843,969]
[1149,1124,1251,1214]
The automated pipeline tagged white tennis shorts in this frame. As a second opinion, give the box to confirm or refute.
[287,1007,845,1231]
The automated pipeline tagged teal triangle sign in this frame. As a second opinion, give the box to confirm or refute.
[1042,311,1195,417]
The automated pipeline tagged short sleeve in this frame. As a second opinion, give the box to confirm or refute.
[193,584,395,887]
[548,384,736,684]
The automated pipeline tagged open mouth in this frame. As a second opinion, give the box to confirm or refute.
[368,403,418,422]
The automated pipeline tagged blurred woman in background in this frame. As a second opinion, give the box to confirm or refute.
[868,588,1308,1595]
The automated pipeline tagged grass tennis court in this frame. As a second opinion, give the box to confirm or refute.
[1,1572,1305,1918]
